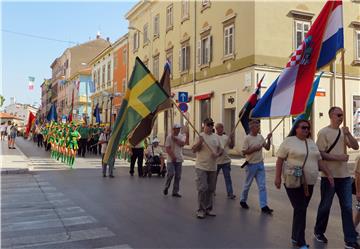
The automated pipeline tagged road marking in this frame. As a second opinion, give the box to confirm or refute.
[96,245,133,249]
[2,215,97,232]
[3,227,115,248]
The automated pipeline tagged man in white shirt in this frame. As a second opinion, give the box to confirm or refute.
[163,124,189,197]
[99,127,114,178]
[192,118,223,219]
[215,123,236,199]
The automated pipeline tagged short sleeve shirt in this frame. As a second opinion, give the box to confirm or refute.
[277,136,322,185]
[194,132,222,171]
[165,133,186,162]
[355,156,360,174]
[99,133,109,154]
[147,145,163,157]
[216,134,231,165]
[242,134,265,164]
[316,126,348,178]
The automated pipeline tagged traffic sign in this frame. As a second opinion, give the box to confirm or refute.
[178,102,188,113]
[178,92,188,103]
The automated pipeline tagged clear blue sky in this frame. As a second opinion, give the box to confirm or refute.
[1,1,135,108]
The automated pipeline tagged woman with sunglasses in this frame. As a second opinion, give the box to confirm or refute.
[275,119,334,249]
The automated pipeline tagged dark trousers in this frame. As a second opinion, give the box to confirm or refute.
[285,184,314,247]
[78,138,87,157]
[130,148,144,176]
[37,134,43,147]
[102,154,114,176]
[314,177,357,243]
[92,139,98,155]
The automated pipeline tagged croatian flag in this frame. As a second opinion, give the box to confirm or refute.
[28,76,35,91]
[252,0,342,118]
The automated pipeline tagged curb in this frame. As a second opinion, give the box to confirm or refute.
[1,142,31,175]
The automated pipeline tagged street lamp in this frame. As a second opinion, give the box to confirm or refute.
[102,91,123,127]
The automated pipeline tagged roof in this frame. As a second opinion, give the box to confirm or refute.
[125,0,150,20]
[0,112,23,120]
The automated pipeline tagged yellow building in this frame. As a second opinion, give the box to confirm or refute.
[126,0,360,155]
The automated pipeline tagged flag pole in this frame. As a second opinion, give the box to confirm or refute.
[270,117,285,134]
[341,49,347,154]
[170,98,215,154]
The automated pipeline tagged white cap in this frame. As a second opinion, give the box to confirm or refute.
[173,124,181,129]
[152,137,160,143]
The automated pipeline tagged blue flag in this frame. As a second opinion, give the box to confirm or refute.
[93,103,101,123]
[47,104,58,122]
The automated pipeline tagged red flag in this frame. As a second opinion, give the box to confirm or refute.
[68,89,74,122]
[25,112,36,136]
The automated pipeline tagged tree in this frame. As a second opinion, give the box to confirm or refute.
[0,95,5,107]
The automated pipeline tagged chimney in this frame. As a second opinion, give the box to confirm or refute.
[96,31,101,39]
[106,37,110,42]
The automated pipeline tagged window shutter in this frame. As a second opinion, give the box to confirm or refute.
[179,48,182,72]
[209,35,213,63]
[197,40,201,65]
[186,46,190,70]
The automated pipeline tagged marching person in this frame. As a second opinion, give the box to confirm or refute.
[163,124,189,197]
[314,107,359,249]
[129,139,145,177]
[215,122,236,199]
[77,122,89,157]
[275,119,334,249]
[192,118,223,219]
[99,126,114,177]
[353,156,360,230]
[240,120,273,214]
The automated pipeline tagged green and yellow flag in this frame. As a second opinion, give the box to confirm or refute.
[103,57,169,164]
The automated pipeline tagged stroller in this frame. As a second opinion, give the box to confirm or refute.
[143,145,166,177]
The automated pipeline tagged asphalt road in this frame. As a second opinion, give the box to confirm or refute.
[6,138,347,248]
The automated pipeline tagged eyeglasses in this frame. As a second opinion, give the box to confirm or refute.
[300,126,310,130]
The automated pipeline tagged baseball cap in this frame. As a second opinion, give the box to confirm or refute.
[152,137,160,143]
[173,124,181,129]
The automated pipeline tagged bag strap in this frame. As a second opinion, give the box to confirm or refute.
[302,139,310,196]
[151,145,154,156]
[326,129,341,153]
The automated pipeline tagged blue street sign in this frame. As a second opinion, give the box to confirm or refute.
[178,92,188,103]
[179,102,188,113]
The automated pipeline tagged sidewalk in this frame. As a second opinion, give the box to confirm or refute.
[0,140,29,174]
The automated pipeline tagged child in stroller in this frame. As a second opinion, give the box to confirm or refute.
[144,137,166,177]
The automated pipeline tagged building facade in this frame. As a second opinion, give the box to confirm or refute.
[3,103,38,126]
[126,0,360,155]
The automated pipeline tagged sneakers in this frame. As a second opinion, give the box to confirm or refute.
[228,194,236,200]
[196,210,206,219]
[345,242,360,249]
[240,201,249,209]
[172,193,182,198]
[261,206,274,215]
[206,210,216,217]
[314,233,328,243]
[163,188,168,195]
[109,175,114,178]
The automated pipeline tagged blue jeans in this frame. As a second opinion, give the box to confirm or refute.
[314,177,357,243]
[240,161,267,208]
[164,162,182,194]
[217,162,234,196]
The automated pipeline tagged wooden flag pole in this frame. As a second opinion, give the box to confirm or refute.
[171,98,215,154]
[270,117,286,134]
[341,49,347,154]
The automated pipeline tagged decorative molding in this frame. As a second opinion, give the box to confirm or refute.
[350,21,360,29]
[200,25,211,36]
[222,13,237,24]
[287,10,314,21]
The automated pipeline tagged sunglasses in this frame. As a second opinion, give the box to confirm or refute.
[300,126,310,131]
[206,123,214,127]
[336,114,343,117]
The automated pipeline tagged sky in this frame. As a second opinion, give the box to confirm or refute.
[1,1,136,108]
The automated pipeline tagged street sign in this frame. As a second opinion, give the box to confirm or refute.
[179,102,188,113]
[178,92,188,103]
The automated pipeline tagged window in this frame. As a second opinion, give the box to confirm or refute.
[97,69,100,90]
[179,44,190,72]
[102,65,106,87]
[224,25,234,56]
[153,56,159,80]
[198,36,212,65]
[166,52,173,79]
[122,49,127,65]
[122,79,127,92]
[356,31,360,60]
[113,53,118,69]
[143,24,149,44]
[93,72,97,90]
[107,62,111,85]
[200,99,211,128]
[166,5,173,30]
[353,95,360,139]
[133,32,139,51]
[294,20,310,48]
[181,0,189,20]
[154,14,160,38]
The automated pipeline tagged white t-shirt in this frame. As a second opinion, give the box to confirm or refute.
[146,145,163,157]
[194,132,222,171]
[165,133,186,163]
[0,125,6,132]
[216,134,231,165]
[99,133,110,154]
[6,125,11,134]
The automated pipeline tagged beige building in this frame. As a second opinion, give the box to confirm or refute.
[126,0,360,155]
